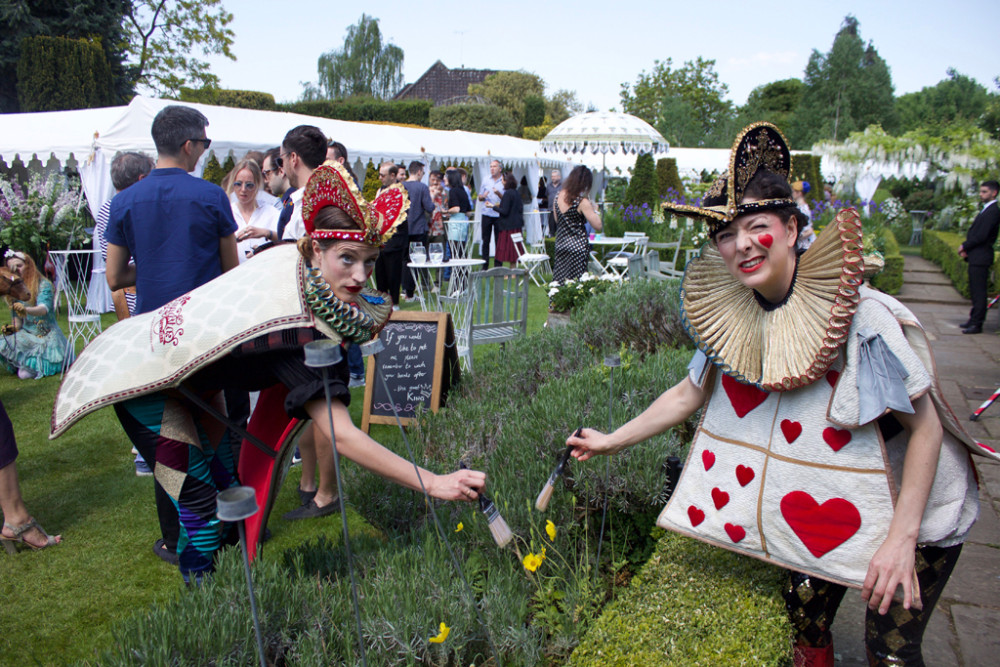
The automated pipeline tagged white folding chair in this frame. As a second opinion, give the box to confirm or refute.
[511,232,551,286]
[605,233,648,279]
[49,249,102,373]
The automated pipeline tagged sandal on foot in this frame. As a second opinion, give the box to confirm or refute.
[1,518,61,553]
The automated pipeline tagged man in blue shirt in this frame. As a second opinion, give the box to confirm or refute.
[106,105,239,313]
[105,105,239,567]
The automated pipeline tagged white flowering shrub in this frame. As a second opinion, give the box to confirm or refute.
[548,272,624,313]
[0,172,92,263]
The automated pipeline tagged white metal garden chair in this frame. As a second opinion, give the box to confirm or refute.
[510,232,551,286]
[49,249,102,373]
[604,232,648,279]
[452,267,528,372]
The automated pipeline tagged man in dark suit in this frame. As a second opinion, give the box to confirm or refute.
[958,180,1000,333]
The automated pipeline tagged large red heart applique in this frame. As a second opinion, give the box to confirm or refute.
[688,505,705,527]
[780,491,861,558]
[826,370,840,388]
[702,450,716,471]
[724,523,746,543]
[721,374,769,418]
[780,419,802,444]
[712,487,730,510]
[823,427,852,452]
[736,465,755,487]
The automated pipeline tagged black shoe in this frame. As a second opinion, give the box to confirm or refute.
[298,487,317,505]
[153,538,180,565]
[962,326,983,334]
[282,498,340,520]
[959,320,973,329]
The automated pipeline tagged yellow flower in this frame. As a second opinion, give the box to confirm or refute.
[429,622,450,644]
[522,550,546,572]
[545,520,557,541]
[455,522,464,532]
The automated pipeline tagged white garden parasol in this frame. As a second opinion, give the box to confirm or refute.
[539,112,669,201]
[539,111,670,157]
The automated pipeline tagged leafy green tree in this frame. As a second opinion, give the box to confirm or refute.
[17,35,115,111]
[0,0,132,112]
[625,153,659,209]
[468,70,544,130]
[124,0,235,97]
[302,14,403,100]
[896,69,994,135]
[982,77,1000,140]
[523,94,545,127]
[546,89,582,124]
[789,15,896,147]
[620,57,735,147]
[737,79,804,132]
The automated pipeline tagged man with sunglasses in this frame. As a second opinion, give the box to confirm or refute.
[105,104,240,567]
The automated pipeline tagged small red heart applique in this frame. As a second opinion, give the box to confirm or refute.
[826,369,840,388]
[702,450,716,471]
[780,419,802,444]
[823,427,852,452]
[757,233,773,248]
[724,523,746,543]
[736,465,755,487]
[721,374,769,418]
[780,491,861,558]
[688,505,705,527]
[712,487,730,510]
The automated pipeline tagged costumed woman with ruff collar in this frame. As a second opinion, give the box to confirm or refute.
[567,123,994,666]
[51,162,487,583]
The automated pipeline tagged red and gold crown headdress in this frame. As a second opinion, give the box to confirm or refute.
[301,160,408,247]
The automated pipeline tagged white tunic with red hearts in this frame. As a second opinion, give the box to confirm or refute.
[658,288,981,588]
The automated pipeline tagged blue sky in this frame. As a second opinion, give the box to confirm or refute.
[203,0,999,112]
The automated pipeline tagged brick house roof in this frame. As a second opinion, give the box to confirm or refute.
[393,60,497,106]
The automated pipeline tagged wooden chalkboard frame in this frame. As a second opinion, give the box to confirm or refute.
[361,310,458,432]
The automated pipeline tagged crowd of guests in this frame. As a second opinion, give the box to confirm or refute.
[0,104,603,568]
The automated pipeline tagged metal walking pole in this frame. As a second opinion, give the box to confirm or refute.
[216,486,267,667]
[361,337,502,667]
[303,340,368,667]
[595,354,620,573]
[970,385,1000,421]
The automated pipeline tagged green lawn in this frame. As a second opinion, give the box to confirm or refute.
[0,278,554,666]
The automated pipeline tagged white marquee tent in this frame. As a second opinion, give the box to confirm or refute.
[0,95,574,224]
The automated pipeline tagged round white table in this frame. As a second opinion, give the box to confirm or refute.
[407,258,486,312]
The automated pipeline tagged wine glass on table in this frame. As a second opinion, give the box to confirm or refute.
[410,242,427,265]
[428,242,444,264]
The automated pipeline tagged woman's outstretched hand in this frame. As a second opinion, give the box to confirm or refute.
[429,467,486,502]
[566,428,625,462]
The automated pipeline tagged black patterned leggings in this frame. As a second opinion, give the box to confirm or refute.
[783,543,962,666]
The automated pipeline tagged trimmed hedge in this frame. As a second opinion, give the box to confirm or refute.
[656,158,685,198]
[870,230,904,295]
[568,531,791,665]
[921,229,1000,298]
[281,98,433,127]
[429,103,518,136]
[625,153,658,210]
[179,87,277,110]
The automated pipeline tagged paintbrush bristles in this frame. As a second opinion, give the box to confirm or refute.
[487,512,513,548]
[535,482,555,512]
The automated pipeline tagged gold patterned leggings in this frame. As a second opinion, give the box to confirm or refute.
[782,543,962,666]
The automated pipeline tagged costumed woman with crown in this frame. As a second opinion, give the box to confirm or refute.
[51,162,487,583]
[566,123,995,666]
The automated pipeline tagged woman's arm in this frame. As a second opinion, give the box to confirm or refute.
[579,198,603,232]
[861,393,942,614]
[305,397,486,502]
[567,376,705,460]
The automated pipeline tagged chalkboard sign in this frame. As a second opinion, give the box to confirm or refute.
[361,310,459,432]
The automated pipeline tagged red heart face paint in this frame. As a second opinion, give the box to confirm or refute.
[757,233,773,248]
